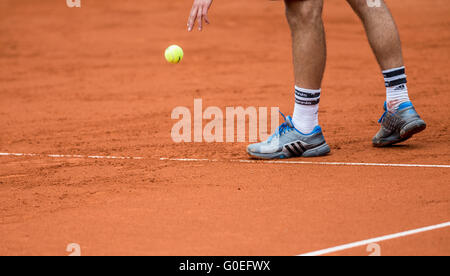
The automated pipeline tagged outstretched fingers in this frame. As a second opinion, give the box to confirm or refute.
[187,6,198,31]
[187,0,212,32]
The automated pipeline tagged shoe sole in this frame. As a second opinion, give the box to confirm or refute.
[247,143,331,160]
[373,119,427,147]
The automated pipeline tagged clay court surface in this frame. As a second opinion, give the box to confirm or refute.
[0,0,449,256]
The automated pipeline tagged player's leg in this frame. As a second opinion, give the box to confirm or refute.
[247,0,330,159]
[347,0,426,146]
[285,0,326,134]
[347,0,403,70]
[285,0,326,90]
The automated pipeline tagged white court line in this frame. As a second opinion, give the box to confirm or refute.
[160,157,450,168]
[0,152,144,160]
[298,221,450,256]
[1,153,450,168]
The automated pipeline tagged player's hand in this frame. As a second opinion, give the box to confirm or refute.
[187,0,213,32]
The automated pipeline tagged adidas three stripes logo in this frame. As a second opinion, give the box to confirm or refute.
[284,140,326,156]
[284,141,307,156]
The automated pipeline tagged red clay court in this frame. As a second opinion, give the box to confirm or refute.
[0,0,449,255]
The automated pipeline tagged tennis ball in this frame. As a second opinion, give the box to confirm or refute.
[165,45,184,64]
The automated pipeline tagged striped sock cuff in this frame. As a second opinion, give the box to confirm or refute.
[295,86,321,105]
[383,66,407,87]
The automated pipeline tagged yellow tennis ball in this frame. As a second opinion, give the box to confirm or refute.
[165,45,184,64]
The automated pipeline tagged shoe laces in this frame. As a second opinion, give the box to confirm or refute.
[378,111,387,123]
[379,108,399,124]
[268,111,294,142]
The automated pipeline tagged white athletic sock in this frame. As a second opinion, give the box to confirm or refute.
[383,66,410,112]
[292,86,320,134]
